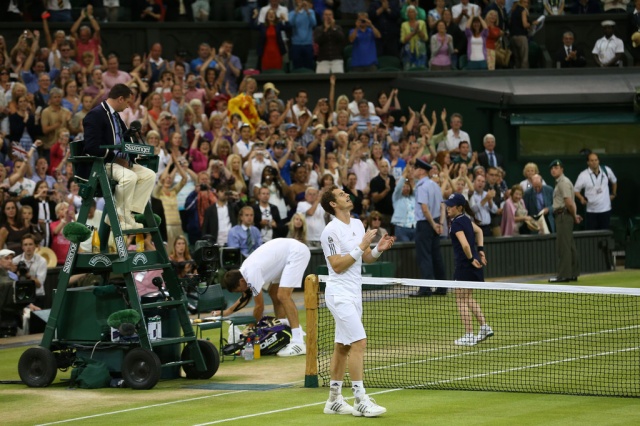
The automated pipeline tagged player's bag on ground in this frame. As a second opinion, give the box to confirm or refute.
[222,317,291,356]
[69,357,112,389]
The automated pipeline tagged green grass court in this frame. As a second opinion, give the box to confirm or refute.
[1,270,640,425]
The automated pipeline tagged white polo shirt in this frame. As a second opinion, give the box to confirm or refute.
[574,166,617,213]
[592,35,624,66]
[439,129,472,153]
[297,200,326,242]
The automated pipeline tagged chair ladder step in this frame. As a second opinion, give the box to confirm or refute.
[141,299,185,309]
[150,336,197,347]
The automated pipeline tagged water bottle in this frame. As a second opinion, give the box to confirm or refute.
[253,336,261,359]
[244,337,254,360]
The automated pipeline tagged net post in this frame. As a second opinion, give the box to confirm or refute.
[304,274,319,388]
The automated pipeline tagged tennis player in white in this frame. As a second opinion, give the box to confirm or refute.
[222,238,311,357]
[320,186,395,417]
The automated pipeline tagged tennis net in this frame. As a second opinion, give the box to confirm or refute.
[304,276,640,397]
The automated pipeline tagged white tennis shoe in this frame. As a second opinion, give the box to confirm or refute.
[324,396,355,415]
[477,325,494,342]
[276,342,306,357]
[454,333,478,346]
[353,395,386,417]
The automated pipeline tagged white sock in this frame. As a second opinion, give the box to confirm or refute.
[291,326,303,344]
[329,380,343,402]
[278,318,290,326]
[352,381,365,400]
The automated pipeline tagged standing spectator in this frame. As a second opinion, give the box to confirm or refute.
[165,0,194,21]
[12,234,47,303]
[469,174,497,237]
[190,43,217,76]
[71,6,101,67]
[287,212,307,244]
[439,112,471,154]
[40,89,71,158]
[524,174,555,233]
[520,162,543,192]
[411,159,447,297]
[501,185,534,236]
[9,97,40,156]
[548,160,581,283]
[430,20,455,70]
[543,0,565,15]
[484,0,508,31]
[401,6,429,70]
[20,181,57,247]
[369,0,402,57]
[257,9,290,72]
[253,185,284,242]
[369,160,396,229]
[297,186,326,247]
[442,9,467,70]
[464,14,489,70]
[485,166,503,236]
[343,172,367,217]
[153,156,192,250]
[314,9,346,74]
[391,165,416,242]
[0,200,29,254]
[50,202,73,265]
[592,20,625,67]
[147,43,167,85]
[485,11,503,70]
[104,0,120,22]
[289,0,317,70]
[258,0,289,24]
[102,55,131,90]
[47,0,72,22]
[574,152,617,231]
[202,183,239,247]
[602,0,630,13]
[477,134,504,170]
[217,41,242,95]
[227,205,262,257]
[348,86,377,117]
[510,0,535,69]
[349,13,382,72]
[140,0,162,21]
[453,0,481,32]
[405,0,428,21]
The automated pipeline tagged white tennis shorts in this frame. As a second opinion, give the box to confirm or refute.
[263,244,311,291]
[325,294,366,345]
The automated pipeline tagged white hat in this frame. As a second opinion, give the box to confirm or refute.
[601,20,616,27]
[0,249,15,258]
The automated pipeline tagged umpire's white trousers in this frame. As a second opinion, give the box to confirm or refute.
[105,162,156,215]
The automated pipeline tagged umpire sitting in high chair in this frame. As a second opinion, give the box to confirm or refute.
[79,84,155,230]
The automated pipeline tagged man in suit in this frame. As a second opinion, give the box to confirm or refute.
[524,174,555,233]
[253,185,284,242]
[201,184,240,247]
[81,84,156,230]
[477,134,504,170]
[227,206,263,258]
[554,31,587,68]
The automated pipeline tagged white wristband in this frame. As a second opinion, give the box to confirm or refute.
[371,246,382,259]
[349,247,364,261]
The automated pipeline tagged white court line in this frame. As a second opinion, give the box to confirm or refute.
[193,345,640,425]
[35,379,305,426]
[35,391,248,426]
[366,324,640,373]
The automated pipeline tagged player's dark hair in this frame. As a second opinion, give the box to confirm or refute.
[320,185,339,216]
[108,84,132,100]
[222,269,243,292]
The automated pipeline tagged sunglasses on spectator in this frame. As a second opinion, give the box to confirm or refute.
[371,217,381,221]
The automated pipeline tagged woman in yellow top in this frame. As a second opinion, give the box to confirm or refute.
[400,6,428,70]
[153,153,197,250]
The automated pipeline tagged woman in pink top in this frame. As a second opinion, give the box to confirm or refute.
[430,20,454,70]
[188,130,212,173]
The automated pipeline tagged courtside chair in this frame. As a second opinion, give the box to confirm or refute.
[193,284,255,361]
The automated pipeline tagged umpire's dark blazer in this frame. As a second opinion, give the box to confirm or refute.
[79,101,134,179]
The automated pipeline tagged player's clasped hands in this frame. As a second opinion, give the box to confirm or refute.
[360,229,379,250]
[376,235,395,252]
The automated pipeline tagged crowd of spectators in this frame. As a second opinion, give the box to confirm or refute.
[1,1,640,70]
[0,1,627,314]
